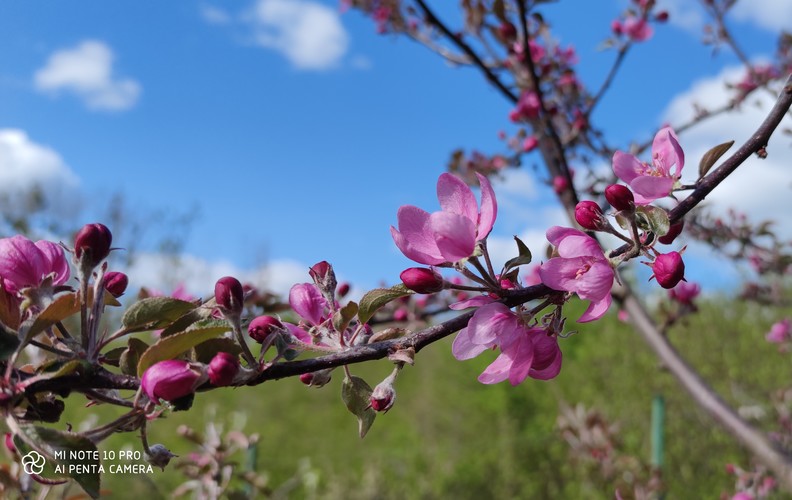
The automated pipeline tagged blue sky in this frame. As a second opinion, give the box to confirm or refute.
[0,0,789,297]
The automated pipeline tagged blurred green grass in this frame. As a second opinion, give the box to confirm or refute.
[57,295,792,499]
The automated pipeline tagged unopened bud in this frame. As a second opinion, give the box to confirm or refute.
[651,251,685,289]
[498,22,517,40]
[658,221,684,244]
[248,315,283,344]
[400,267,444,294]
[337,282,351,297]
[370,379,396,412]
[141,359,205,403]
[215,276,244,314]
[103,272,129,297]
[604,184,635,212]
[655,10,669,22]
[145,444,177,472]
[574,201,606,231]
[74,223,112,268]
[611,19,623,35]
[208,352,239,387]
[300,368,333,388]
[522,136,538,153]
[552,175,569,194]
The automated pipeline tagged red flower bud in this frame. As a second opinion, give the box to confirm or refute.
[103,271,129,297]
[370,380,396,412]
[141,360,204,403]
[208,352,239,387]
[552,175,569,194]
[400,267,444,294]
[248,315,283,344]
[300,368,333,388]
[574,201,606,231]
[215,276,244,314]
[655,11,669,22]
[522,136,538,152]
[651,251,685,289]
[605,184,635,211]
[337,282,351,297]
[309,261,331,283]
[498,22,517,40]
[658,221,684,244]
[74,223,112,268]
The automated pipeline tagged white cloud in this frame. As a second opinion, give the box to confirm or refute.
[656,0,705,33]
[0,129,81,222]
[201,4,232,25]
[247,0,349,70]
[730,0,792,32]
[124,252,310,299]
[662,65,792,239]
[34,40,141,111]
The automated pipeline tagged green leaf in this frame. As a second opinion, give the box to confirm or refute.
[368,327,409,344]
[333,301,358,333]
[192,337,242,364]
[503,235,533,272]
[159,307,215,338]
[614,212,631,231]
[357,285,413,325]
[119,338,149,376]
[341,375,376,438]
[137,326,229,377]
[35,359,89,381]
[23,292,81,347]
[121,297,198,330]
[699,140,734,179]
[636,205,670,237]
[14,425,101,498]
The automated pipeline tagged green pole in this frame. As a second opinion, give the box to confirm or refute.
[651,395,665,469]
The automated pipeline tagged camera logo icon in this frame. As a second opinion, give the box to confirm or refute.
[21,450,46,475]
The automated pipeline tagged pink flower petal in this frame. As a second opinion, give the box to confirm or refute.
[284,322,313,344]
[529,331,562,380]
[288,283,326,325]
[476,173,498,239]
[391,205,445,265]
[652,127,684,177]
[539,256,590,292]
[35,240,70,286]
[449,295,495,310]
[504,335,535,386]
[574,261,614,301]
[612,151,643,184]
[429,211,477,262]
[630,175,674,203]
[466,303,512,345]
[452,327,488,360]
[578,293,612,323]
[436,173,478,224]
[477,351,512,384]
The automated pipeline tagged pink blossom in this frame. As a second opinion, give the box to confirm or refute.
[766,318,791,344]
[539,227,614,322]
[509,91,541,122]
[623,16,653,41]
[0,235,70,293]
[668,281,700,305]
[452,303,561,385]
[391,173,497,265]
[289,283,327,326]
[522,136,538,152]
[613,126,684,204]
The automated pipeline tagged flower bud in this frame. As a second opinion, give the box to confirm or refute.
[4,433,16,455]
[300,368,333,388]
[611,19,623,35]
[370,379,396,412]
[145,444,177,472]
[74,223,112,268]
[498,22,517,41]
[604,184,635,212]
[574,201,606,231]
[337,282,351,298]
[208,352,239,386]
[655,10,669,22]
[215,276,244,314]
[668,280,700,305]
[141,359,205,403]
[658,221,684,244]
[248,315,283,344]
[400,267,444,294]
[103,271,129,297]
[651,251,685,289]
[552,175,569,194]
[309,260,332,283]
[522,136,538,153]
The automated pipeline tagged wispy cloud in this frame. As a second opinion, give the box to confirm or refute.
[34,40,141,111]
[200,4,232,25]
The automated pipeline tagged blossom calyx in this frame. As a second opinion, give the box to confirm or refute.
[141,359,206,403]
[651,251,685,289]
[208,352,239,386]
[144,444,177,472]
[215,276,244,315]
[74,223,112,269]
[605,184,635,212]
[574,201,607,231]
[400,267,444,294]
[248,315,283,344]
[103,272,129,297]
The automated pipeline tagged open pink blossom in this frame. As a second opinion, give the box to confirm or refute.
[0,235,70,293]
[289,283,327,326]
[391,173,497,265]
[766,318,791,344]
[623,16,653,42]
[539,227,614,322]
[613,126,684,204]
[452,303,561,386]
